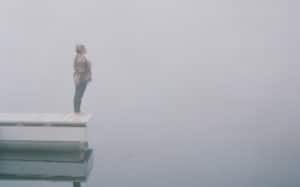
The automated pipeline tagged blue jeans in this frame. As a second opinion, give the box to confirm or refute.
[73,81,88,113]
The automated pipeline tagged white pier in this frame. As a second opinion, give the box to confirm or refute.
[0,113,92,152]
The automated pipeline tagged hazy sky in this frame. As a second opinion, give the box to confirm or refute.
[0,1,298,187]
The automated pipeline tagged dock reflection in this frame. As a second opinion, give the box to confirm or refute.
[0,149,93,187]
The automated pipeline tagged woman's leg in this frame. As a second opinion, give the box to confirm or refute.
[77,81,88,112]
[74,84,81,113]
[74,81,88,113]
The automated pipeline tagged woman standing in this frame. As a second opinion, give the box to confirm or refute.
[73,44,92,113]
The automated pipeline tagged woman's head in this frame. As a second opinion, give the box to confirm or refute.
[76,44,87,54]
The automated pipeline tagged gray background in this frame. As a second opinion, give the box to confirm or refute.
[0,0,299,186]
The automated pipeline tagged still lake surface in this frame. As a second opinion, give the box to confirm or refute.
[0,85,299,187]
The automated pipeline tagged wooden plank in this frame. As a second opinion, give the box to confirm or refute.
[0,113,92,126]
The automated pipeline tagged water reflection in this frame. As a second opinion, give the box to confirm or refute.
[0,149,93,187]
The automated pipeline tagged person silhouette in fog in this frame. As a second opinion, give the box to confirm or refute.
[73,44,92,113]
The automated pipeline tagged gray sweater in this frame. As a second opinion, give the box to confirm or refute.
[73,54,92,84]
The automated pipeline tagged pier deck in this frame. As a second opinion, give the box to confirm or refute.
[0,113,92,151]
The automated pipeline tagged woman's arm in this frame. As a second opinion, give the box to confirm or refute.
[86,60,92,82]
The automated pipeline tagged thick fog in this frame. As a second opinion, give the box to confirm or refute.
[0,0,298,187]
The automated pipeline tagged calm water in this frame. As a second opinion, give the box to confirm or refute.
[0,1,299,186]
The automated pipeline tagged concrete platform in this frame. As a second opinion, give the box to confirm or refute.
[0,113,92,126]
[0,113,92,151]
